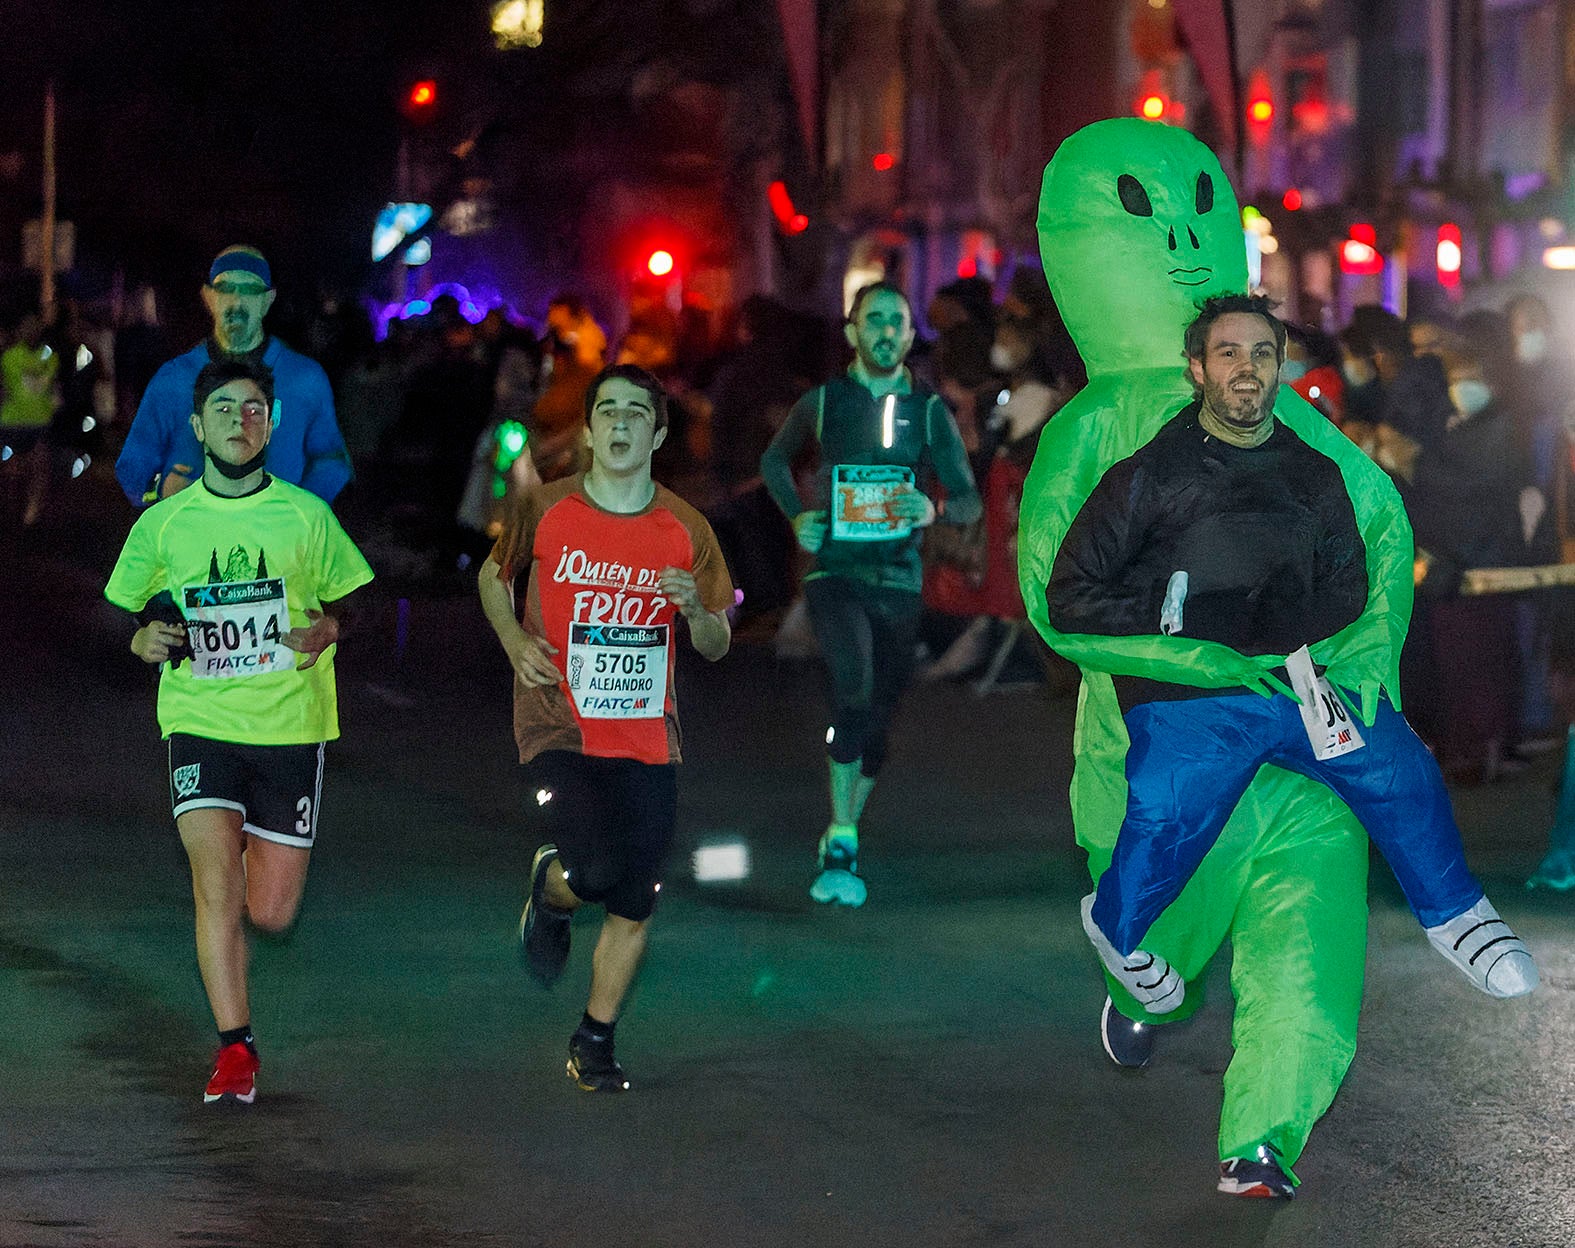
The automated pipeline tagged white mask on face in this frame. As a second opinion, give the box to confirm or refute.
[1449,379,1493,418]
[1516,330,1549,364]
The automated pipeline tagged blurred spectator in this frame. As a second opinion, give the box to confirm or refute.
[531,293,605,480]
[335,336,405,477]
[1506,293,1575,558]
[1406,309,1536,779]
[0,312,60,526]
[707,296,801,489]
[114,285,167,426]
[1501,293,1573,741]
[457,324,545,543]
[1337,306,1452,490]
[377,294,495,545]
[921,311,1066,684]
[1283,323,1344,424]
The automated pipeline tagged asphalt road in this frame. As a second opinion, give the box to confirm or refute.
[3,477,1574,1248]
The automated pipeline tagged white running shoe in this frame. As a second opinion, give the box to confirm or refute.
[810,832,866,907]
[1080,893,1184,1014]
[1425,897,1539,998]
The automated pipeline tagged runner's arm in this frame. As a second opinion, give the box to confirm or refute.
[658,566,730,662]
[477,554,561,686]
[115,374,180,506]
[923,395,982,526]
[297,366,354,503]
[127,589,191,665]
[283,588,362,669]
[759,391,817,520]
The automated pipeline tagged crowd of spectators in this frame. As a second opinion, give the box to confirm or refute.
[8,269,1575,753]
[1298,295,1575,782]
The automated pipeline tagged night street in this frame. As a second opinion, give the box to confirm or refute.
[2,483,1572,1248]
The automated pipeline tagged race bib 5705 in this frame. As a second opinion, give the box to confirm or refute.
[565,622,668,719]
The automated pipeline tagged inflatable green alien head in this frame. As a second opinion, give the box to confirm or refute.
[1038,117,1246,376]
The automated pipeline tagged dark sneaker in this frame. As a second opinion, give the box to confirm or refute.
[519,844,571,987]
[810,831,867,907]
[567,1031,629,1093]
[1099,996,1154,1069]
[204,1042,259,1105]
[1218,1144,1296,1199]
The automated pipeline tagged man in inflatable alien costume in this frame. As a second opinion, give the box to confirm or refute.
[1018,119,1513,1200]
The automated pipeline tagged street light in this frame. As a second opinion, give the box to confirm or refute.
[492,0,544,49]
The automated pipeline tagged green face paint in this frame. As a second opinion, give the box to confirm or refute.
[1037,118,1246,376]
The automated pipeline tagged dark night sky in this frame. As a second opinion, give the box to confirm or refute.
[1,1,446,290]
[0,0,795,314]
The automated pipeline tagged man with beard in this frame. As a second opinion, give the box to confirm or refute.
[761,282,980,906]
[116,246,350,506]
[1046,295,1535,1015]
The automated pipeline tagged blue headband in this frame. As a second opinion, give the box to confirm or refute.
[208,253,272,288]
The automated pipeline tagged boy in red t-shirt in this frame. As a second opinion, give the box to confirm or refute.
[479,364,734,1091]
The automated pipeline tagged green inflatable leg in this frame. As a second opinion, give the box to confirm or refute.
[1217,777,1368,1178]
[1074,683,1367,1183]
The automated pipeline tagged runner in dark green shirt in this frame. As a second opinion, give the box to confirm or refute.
[761,282,981,905]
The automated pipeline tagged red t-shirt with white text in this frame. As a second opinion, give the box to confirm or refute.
[489,474,734,765]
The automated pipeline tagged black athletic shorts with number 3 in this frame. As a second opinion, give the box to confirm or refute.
[168,733,324,847]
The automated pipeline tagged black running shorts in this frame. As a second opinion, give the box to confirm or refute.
[523,750,677,922]
[168,733,325,847]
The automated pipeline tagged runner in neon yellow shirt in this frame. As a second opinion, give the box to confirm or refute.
[105,358,372,1106]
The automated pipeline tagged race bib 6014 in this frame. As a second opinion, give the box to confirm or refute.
[182,578,295,679]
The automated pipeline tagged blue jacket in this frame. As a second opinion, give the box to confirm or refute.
[115,338,352,506]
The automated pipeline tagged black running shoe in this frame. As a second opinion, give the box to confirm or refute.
[1217,1144,1296,1199]
[519,845,571,987]
[1099,996,1154,1069]
[567,1031,629,1093]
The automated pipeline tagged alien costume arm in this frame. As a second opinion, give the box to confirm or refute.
[1272,389,1414,721]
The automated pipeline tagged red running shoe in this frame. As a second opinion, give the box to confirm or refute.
[204,1042,259,1105]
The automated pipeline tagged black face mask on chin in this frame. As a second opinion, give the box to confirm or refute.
[204,443,267,479]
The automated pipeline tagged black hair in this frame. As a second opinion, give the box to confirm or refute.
[1184,293,1286,363]
[1342,304,1411,361]
[582,363,669,431]
[847,281,912,324]
[192,357,275,414]
[1285,322,1341,372]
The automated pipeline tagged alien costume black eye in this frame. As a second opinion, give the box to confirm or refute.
[1118,174,1154,217]
[1195,171,1214,214]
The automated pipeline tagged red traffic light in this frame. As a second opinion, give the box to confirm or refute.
[1340,224,1383,276]
[1436,223,1463,288]
[408,80,437,110]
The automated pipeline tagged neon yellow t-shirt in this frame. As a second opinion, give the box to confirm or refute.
[105,477,374,745]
